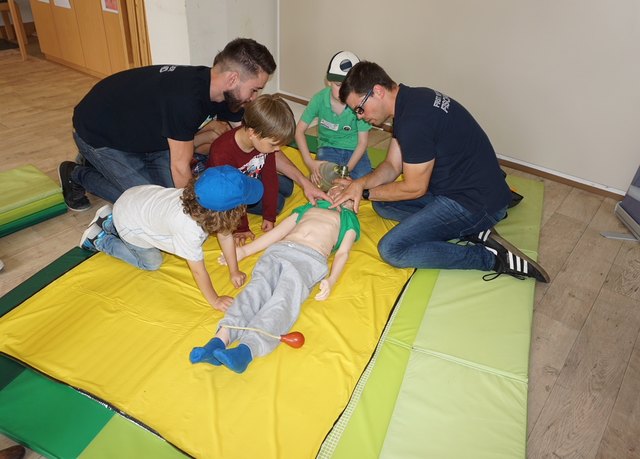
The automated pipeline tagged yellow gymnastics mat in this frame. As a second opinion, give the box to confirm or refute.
[0,147,413,458]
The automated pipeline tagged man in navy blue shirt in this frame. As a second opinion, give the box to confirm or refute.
[59,38,326,212]
[331,61,549,282]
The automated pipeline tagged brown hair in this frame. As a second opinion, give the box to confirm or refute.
[181,178,246,235]
[213,38,276,78]
[339,61,396,104]
[242,94,296,145]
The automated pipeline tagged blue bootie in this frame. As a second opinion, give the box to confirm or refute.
[189,337,225,365]
[213,344,253,374]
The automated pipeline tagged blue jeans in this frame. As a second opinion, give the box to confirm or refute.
[247,173,294,216]
[94,215,163,270]
[373,194,507,271]
[72,133,174,203]
[317,147,372,180]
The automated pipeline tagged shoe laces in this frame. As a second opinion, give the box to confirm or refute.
[482,270,526,281]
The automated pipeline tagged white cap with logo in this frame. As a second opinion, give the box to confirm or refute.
[326,51,360,82]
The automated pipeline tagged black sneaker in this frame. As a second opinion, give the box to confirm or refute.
[463,228,550,282]
[461,228,496,246]
[58,161,91,211]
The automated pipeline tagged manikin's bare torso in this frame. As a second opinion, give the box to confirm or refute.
[284,207,341,258]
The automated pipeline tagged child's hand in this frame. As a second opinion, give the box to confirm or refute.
[212,295,234,312]
[230,269,247,288]
[262,219,274,232]
[314,279,332,300]
[234,230,255,246]
[309,160,324,187]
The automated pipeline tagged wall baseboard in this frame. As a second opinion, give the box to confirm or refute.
[498,157,624,200]
[277,92,625,201]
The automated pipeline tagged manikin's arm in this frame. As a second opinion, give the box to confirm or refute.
[186,258,233,312]
[168,138,196,188]
[218,214,299,265]
[315,229,357,300]
[274,150,330,205]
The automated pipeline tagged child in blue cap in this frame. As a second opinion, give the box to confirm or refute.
[79,165,264,311]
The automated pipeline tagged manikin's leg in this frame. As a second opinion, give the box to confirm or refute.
[189,327,230,365]
[214,244,327,373]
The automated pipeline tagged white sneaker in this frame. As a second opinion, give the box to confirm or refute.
[79,224,105,252]
[88,204,113,230]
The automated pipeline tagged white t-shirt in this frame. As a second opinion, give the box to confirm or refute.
[113,185,208,261]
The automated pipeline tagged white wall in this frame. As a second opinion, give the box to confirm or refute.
[144,1,190,65]
[144,0,278,93]
[279,0,640,195]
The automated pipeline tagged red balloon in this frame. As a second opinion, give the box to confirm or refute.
[280,331,305,348]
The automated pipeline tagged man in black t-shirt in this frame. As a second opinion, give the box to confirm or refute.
[331,62,549,283]
[59,38,327,212]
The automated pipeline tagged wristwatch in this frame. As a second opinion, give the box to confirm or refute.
[362,189,370,200]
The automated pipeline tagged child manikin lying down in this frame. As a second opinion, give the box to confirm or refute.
[189,186,360,373]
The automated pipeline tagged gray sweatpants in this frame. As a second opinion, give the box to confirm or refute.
[219,241,328,357]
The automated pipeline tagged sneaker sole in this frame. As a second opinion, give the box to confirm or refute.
[489,231,550,283]
[66,205,92,213]
[79,224,101,251]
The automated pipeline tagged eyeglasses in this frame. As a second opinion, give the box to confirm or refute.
[353,88,373,115]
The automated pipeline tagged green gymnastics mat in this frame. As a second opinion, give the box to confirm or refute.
[319,174,542,458]
[0,164,66,236]
[0,248,187,458]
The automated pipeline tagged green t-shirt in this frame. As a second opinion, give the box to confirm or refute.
[291,200,360,251]
[301,87,371,150]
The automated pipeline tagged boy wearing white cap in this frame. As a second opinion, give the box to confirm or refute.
[78,165,264,311]
[295,51,373,186]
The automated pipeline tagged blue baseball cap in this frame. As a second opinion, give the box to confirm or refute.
[194,165,264,211]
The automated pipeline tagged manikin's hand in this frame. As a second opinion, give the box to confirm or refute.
[314,279,332,300]
[229,269,247,288]
[261,219,274,232]
[212,295,234,312]
[234,230,255,246]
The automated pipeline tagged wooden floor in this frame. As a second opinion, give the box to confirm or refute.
[1,49,639,459]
